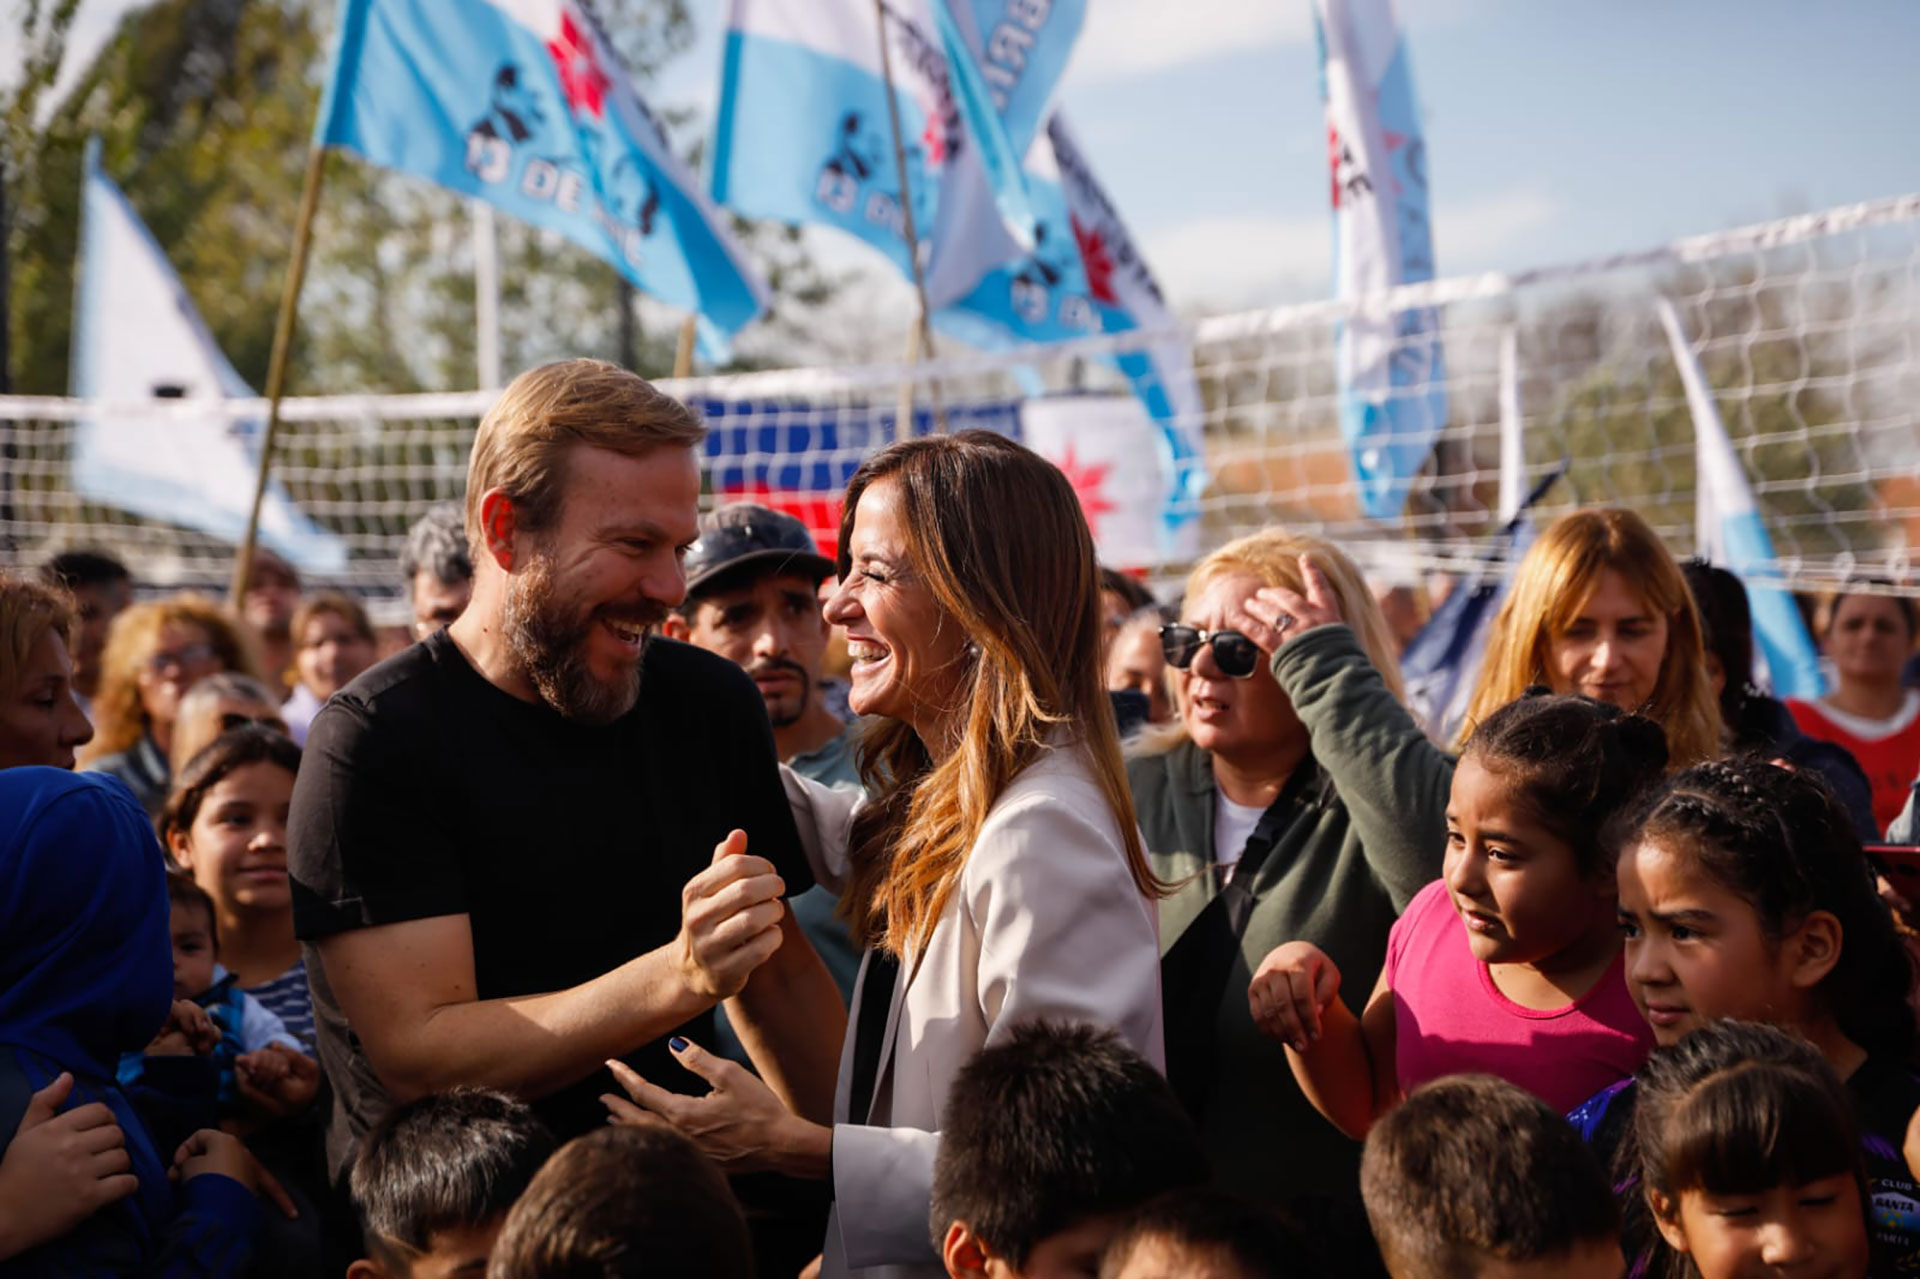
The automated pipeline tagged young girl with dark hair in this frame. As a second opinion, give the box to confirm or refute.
[1634,1021,1871,1279]
[1574,756,1920,1273]
[160,725,312,1046]
[1250,693,1667,1135]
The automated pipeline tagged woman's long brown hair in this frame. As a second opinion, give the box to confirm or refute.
[836,431,1161,958]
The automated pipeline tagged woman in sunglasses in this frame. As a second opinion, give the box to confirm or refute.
[80,595,259,816]
[1126,528,1452,1209]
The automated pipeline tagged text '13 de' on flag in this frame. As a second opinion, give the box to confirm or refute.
[933,113,1206,561]
[1657,297,1824,699]
[69,139,348,576]
[316,0,769,340]
[1314,0,1446,520]
[711,0,1022,309]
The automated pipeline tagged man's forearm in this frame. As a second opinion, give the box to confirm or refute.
[727,914,848,1124]
[367,944,711,1103]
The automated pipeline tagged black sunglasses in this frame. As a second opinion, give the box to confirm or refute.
[1158,625,1262,679]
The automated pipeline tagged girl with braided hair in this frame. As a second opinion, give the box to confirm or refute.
[1571,756,1920,1274]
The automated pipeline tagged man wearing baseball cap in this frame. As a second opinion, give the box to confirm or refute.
[663,503,857,790]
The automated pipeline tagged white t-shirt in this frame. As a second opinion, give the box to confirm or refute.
[1213,792,1268,883]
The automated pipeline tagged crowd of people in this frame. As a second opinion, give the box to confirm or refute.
[1,355,1918,1278]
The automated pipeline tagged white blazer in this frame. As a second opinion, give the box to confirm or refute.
[784,742,1165,1279]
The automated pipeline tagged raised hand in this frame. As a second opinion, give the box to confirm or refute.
[672,830,787,1002]
[1227,554,1347,655]
[0,1074,137,1260]
[1248,941,1344,1051]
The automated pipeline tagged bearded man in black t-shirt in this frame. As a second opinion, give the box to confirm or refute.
[288,360,846,1184]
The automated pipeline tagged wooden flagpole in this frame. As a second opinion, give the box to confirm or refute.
[873,0,947,433]
[229,145,327,606]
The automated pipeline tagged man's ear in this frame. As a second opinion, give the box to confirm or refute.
[478,488,518,572]
[660,611,692,642]
[1788,910,1844,990]
[942,1221,996,1279]
[1648,1189,1689,1255]
[345,1261,386,1279]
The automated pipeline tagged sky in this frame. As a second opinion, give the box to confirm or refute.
[14,0,1920,323]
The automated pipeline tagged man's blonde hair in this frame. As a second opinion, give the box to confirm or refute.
[465,360,706,551]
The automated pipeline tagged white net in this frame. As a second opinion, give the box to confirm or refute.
[1,194,1915,610]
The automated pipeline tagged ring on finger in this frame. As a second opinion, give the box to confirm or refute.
[1274,612,1295,634]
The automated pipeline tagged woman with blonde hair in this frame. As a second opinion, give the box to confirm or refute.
[1462,507,1720,767]
[80,594,257,814]
[0,573,94,770]
[602,431,1164,1279]
[1125,528,1452,1207]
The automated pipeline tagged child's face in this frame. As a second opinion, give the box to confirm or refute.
[170,901,217,1000]
[1658,1177,1869,1279]
[1617,837,1809,1046]
[945,1214,1120,1279]
[175,762,294,916]
[1442,757,1612,967]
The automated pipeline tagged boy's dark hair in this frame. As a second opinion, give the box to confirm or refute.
[1360,1074,1618,1278]
[929,1020,1207,1270]
[158,724,302,849]
[1099,566,1156,616]
[487,1125,751,1279]
[1625,756,1917,1059]
[1634,1021,1867,1279]
[41,549,131,592]
[1460,691,1669,877]
[349,1088,556,1266]
[164,869,218,950]
[1098,1188,1318,1279]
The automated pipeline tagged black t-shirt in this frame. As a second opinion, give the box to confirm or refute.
[288,629,812,1178]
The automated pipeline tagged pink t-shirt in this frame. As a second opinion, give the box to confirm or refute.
[1386,880,1654,1112]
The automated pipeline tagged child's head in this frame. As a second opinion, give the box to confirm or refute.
[165,870,218,1000]
[1097,1189,1317,1279]
[1448,692,1669,968]
[159,724,300,919]
[932,1020,1208,1278]
[1360,1074,1622,1279]
[1617,756,1915,1055]
[1635,1020,1869,1279]
[486,1125,752,1279]
[347,1088,556,1279]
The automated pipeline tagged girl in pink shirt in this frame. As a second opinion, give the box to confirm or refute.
[1248,693,1666,1137]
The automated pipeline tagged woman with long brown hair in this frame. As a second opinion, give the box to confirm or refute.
[1462,507,1721,767]
[79,594,257,814]
[603,431,1164,1279]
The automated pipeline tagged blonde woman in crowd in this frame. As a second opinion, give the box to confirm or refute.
[1463,506,1720,767]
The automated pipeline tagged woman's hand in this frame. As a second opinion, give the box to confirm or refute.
[171,1129,298,1219]
[601,1039,830,1180]
[1248,941,1343,1052]
[235,1044,320,1119]
[1228,555,1346,654]
[0,1073,138,1260]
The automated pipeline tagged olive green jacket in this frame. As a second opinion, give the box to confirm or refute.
[1127,623,1453,1205]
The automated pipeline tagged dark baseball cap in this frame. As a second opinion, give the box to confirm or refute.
[683,503,836,598]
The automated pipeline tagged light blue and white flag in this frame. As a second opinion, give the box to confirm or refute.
[317,0,768,339]
[1657,298,1824,698]
[936,114,1204,558]
[932,0,1086,247]
[69,140,348,575]
[712,0,1022,307]
[1313,0,1445,519]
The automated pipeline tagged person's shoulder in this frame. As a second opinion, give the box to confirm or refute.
[975,744,1125,854]
[1403,876,1452,918]
[638,636,764,712]
[330,635,446,713]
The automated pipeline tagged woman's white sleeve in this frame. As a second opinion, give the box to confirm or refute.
[781,763,863,895]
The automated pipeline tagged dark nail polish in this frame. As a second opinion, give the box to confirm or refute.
[669,1037,689,1052]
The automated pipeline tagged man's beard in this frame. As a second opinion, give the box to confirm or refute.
[502,547,667,726]
[746,657,813,729]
